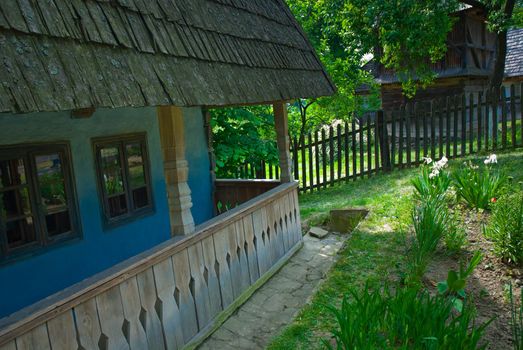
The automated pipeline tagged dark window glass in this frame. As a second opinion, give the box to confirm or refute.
[0,145,79,261]
[94,135,152,224]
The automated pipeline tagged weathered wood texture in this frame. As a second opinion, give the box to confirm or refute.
[214,180,281,212]
[0,0,335,113]
[0,183,302,349]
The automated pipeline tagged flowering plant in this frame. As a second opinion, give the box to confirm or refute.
[452,154,507,210]
[411,156,451,200]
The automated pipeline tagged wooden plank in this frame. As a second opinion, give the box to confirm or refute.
[337,124,342,179]
[485,90,490,150]
[469,93,474,154]
[391,110,396,169]
[152,257,184,350]
[321,129,327,189]
[119,277,149,350]
[446,97,452,157]
[398,106,404,167]
[351,118,357,179]
[15,324,50,350]
[212,228,236,308]
[329,126,335,185]
[266,199,282,264]
[438,99,444,158]
[300,135,307,192]
[344,122,350,181]
[241,215,260,284]
[171,250,199,342]
[461,94,467,156]
[367,115,372,176]
[510,84,517,148]
[96,286,130,350]
[430,101,436,159]
[374,114,380,172]
[406,104,412,167]
[136,268,166,350]
[187,242,213,329]
[477,91,483,152]
[453,95,459,158]
[492,89,498,150]
[47,311,79,350]
[423,104,428,158]
[414,104,420,164]
[233,220,252,295]
[74,299,102,350]
[200,236,223,319]
[291,190,302,244]
[501,87,508,149]
[251,207,271,275]
[292,137,299,182]
[308,133,314,191]
[314,131,320,190]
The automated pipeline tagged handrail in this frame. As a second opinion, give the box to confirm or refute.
[0,182,299,346]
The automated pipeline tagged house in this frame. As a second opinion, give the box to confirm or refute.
[0,0,335,348]
[504,27,523,94]
[358,6,520,110]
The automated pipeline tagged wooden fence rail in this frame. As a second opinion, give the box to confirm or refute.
[234,85,523,193]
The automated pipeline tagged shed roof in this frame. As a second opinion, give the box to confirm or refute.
[505,28,523,78]
[0,0,335,114]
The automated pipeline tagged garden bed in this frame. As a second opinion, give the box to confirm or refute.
[426,208,521,350]
[268,150,523,350]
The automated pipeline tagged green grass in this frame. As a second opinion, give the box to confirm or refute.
[267,149,523,350]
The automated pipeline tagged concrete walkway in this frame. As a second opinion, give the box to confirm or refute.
[198,233,348,350]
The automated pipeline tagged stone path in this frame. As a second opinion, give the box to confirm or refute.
[198,233,348,350]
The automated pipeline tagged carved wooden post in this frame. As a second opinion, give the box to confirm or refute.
[157,106,195,236]
[273,101,293,183]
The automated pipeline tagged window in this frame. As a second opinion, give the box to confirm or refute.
[0,144,79,260]
[93,134,153,225]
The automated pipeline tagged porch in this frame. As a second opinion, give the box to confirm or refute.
[0,181,302,349]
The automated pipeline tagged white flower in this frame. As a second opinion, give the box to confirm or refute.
[484,154,497,165]
[429,169,440,179]
[423,157,433,165]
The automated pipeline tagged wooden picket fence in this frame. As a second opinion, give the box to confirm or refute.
[233,84,523,193]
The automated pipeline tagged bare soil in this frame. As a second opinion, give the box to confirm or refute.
[425,208,522,350]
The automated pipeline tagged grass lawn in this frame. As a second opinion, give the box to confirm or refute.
[267,149,523,350]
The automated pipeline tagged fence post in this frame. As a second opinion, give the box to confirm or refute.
[377,110,392,171]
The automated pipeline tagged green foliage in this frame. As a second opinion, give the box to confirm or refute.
[509,283,523,350]
[325,285,491,350]
[407,197,452,285]
[452,160,507,210]
[411,163,451,201]
[443,216,468,254]
[485,190,523,265]
[211,106,278,178]
[437,251,483,312]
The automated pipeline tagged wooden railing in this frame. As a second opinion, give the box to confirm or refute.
[214,179,281,213]
[0,183,302,349]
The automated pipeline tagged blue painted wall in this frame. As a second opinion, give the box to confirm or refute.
[183,108,214,225]
[0,106,213,318]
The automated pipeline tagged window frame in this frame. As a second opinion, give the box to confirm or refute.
[93,133,154,228]
[0,142,81,263]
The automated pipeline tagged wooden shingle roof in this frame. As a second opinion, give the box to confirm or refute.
[0,0,335,114]
[506,28,523,78]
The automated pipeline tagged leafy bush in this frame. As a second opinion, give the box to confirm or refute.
[485,191,523,265]
[443,220,467,254]
[452,156,507,210]
[407,197,453,284]
[325,285,491,350]
[411,157,451,200]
